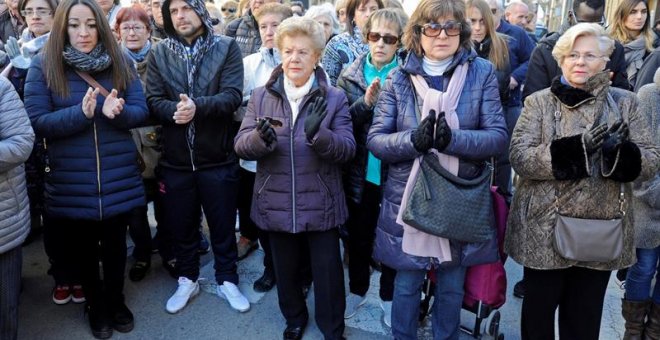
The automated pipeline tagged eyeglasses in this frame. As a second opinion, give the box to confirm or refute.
[221,7,236,13]
[565,52,604,63]
[20,8,51,17]
[418,22,462,37]
[366,32,399,45]
[120,25,147,33]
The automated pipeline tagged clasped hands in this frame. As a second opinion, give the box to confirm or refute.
[411,109,452,153]
[82,87,125,119]
[582,121,629,154]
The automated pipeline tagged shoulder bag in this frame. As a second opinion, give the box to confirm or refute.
[551,94,625,262]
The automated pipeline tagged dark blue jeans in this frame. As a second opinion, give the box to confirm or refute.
[626,246,660,303]
[159,164,240,284]
[392,265,467,340]
[0,246,21,340]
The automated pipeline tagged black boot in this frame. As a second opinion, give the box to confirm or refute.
[253,271,276,293]
[111,301,134,333]
[86,303,112,339]
[622,299,648,340]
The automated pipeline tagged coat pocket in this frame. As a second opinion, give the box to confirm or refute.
[255,173,272,217]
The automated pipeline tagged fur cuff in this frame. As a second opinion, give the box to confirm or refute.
[550,135,590,180]
[601,141,642,182]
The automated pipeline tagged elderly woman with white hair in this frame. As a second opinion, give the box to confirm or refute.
[304,3,341,43]
[504,23,660,340]
[234,16,355,340]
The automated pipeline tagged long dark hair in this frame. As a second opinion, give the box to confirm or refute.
[43,0,132,97]
[345,0,384,36]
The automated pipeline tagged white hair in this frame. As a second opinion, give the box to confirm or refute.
[304,3,341,36]
[552,23,615,63]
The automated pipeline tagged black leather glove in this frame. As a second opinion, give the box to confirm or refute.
[582,123,608,154]
[602,121,629,154]
[434,111,452,151]
[305,97,328,140]
[411,110,436,153]
[257,118,277,146]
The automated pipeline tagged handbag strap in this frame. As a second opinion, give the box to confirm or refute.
[552,93,626,216]
[75,70,110,97]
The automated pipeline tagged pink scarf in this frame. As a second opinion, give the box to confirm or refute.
[397,63,469,262]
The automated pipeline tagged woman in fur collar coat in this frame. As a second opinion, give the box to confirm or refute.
[504,23,660,340]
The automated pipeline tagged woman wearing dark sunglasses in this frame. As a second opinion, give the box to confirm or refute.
[367,0,507,338]
[336,8,407,328]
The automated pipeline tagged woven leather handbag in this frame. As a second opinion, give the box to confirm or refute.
[402,155,494,243]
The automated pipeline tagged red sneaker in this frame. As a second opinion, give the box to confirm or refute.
[52,285,71,305]
[71,285,86,303]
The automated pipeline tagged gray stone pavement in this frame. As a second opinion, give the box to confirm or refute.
[17,220,627,340]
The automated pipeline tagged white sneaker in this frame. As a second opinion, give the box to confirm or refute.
[380,300,392,328]
[217,281,250,312]
[166,277,200,314]
[344,293,367,319]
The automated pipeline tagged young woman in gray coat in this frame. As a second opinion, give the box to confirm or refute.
[0,76,35,340]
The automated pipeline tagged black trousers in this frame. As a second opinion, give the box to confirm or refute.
[270,229,345,340]
[238,168,274,275]
[49,214,129,307]
[44,215,82,286]
[0,246,21,340]
[521,266,611,340]
[159,165,239,284]
[346,182,395,300]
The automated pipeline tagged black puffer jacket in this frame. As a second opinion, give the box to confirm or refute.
[474,35,512,106]
[337,51,404,204]
[224,11,261,58]
[146,0,243,171]
[522,31,630,101]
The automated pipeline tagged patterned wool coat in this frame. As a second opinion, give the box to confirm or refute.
[504,72,660,271]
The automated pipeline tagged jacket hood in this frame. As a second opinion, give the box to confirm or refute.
[550,71,611,107]
[161,0,214,41]
[402,47,476,77]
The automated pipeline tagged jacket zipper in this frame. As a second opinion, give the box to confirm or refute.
[92,122,103,220]
[185,49,196,171]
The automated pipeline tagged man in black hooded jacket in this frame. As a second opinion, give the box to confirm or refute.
[146,0,250,314]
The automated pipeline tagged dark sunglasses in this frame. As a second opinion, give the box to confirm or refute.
[255,117,283,128]
[418,22,462,37]
[366,32,399,45]
[221,7,236,13]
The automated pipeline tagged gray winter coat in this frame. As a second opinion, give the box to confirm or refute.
[234,66,356,234]
[634,69,660,249]
[0,76,34,254]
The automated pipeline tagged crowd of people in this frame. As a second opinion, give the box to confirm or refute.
[0,0,658,339]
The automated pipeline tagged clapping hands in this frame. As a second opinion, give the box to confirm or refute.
[174,94,196,124]
[102,89,125,119]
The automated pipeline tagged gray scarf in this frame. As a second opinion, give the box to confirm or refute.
[62,44,112,73]
[624,36,647,87]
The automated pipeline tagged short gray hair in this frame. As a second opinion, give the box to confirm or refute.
[552,23,615,64]
[276,16,326,58]
[304,3,340,36]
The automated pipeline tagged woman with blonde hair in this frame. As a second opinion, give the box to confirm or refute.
[235,16,355,340]
[609,0,657,88]
[505,23,659,339]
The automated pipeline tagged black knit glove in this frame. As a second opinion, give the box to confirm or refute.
[434,111,452,151]
[602,121,629,154]
[257,118,277,146]
[411,110,436,153]
[582,123,608,154]
[305,97,328,140]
